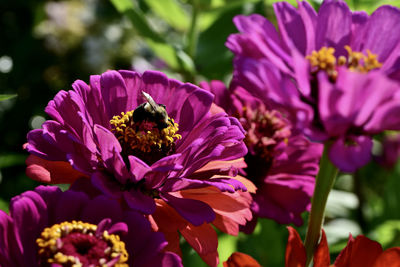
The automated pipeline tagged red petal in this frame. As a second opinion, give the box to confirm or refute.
[334,235,382,267]
[373,247,400,267]
[25,155,87,184]
[149,199,186,256]
[180,223,219,267]
[314,230,330,267]
[223,252,261,267]
[285,226,306,267]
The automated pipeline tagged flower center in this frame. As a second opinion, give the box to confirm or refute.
[307,46,382,79]
[36,220,128,267]
[240,106,291,182]
[110,92,181,165]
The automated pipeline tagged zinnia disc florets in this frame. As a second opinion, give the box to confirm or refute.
[240,106,291,183]
[36,220,128,267]
[110,92,181,165]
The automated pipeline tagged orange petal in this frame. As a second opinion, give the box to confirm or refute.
[213,213,239,236]
[285,227,306,267]
[180,222,219,267]
[26,155,87,184]
[232,175,257,194]
[196,159,247,172]
[373,247,400,267]
[314,230,330,267]
[180,187,252,227]
[149,199,186,256]
[334,235,382,267]
[223,252,261,267]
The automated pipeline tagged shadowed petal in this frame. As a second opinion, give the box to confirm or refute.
[329,136,373,173]
[161,193,215,226]
[123,190,156,214]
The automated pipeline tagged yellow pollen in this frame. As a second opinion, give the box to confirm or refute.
[36,220,128,267]
[306,46,382,78]
[110,110,181,154]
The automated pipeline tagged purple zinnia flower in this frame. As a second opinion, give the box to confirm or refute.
[227,0,400,172]
[200,80,322,228]
[0,185,182,267]
[25,70,253,266]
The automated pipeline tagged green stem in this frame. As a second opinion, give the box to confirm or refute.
[187,1,199,60]
[304,143,339,266]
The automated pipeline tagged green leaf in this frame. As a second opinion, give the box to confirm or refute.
[122,9,165,43]
[110,0,134,12]
[110,0,181,69]
[374,220,400,248]
[0,94,17,101]
[195,6,241,79]
[0,198,8,213]
[147,40,180,69]
[143,0,190,31]
[266,0,298,5]
[199,0,260,31]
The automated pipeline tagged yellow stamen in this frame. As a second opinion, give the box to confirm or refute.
[306,46,382,78]
[110,111,181,154]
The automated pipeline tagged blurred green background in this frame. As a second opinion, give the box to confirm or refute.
[1,0,400,266]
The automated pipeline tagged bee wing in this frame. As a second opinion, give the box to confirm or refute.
[141,91,159,111]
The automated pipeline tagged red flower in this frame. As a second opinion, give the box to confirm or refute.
[285,227,400,267]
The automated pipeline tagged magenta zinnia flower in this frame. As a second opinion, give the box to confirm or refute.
[0,185,182,267]
[200,80,322,228]
[227,0,400,172]
[25,70,253,266]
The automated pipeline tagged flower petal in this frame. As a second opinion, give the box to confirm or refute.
[334,235,382,267]
[316,0,352,56]
[223,252,261,267]
[274,2,307,54]
[285,226,306,267]
[329,136,373,172]
[314,230,330,267]
[123,190,156,214]
[26,155,86,184]
[180,223,219,267]
[9,191,48,261]
[100,70,129,119]
[373,247,400,267]
[161,193,215,226]
[0,211,24,266]
[361,5,400,62]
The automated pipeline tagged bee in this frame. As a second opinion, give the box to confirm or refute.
[132,91,169,130]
